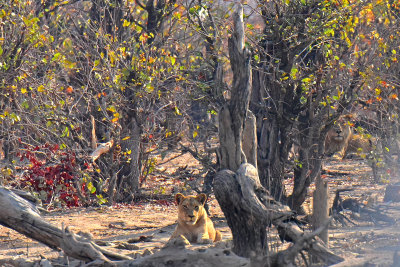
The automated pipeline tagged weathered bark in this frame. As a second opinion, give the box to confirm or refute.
[127,118,141,194]
[214,164,292,258]
[274,219,342,266]
[0,187,131,264]
[214,164,343,265]
[113,117,142,202]
[218,5,252,172]
[312,175,329,245]
[126,247,250,267]
[219,108,257,171]
[257,116,289,201]
[214,169,264,258]
[242,112,257,168]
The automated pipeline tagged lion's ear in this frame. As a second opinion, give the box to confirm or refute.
[196,193,207,206]
[175,193,185,205]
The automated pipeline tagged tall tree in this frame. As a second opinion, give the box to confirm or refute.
[249,0,388,211]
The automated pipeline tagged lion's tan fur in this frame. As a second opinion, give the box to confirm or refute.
[325,115,375,159]
[347,134,374,156]
[325,116,352,159]
[168,193,222,245]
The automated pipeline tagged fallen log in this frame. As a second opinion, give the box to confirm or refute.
[121,246,250,267]
[0,186,131,264]
[0,186,251,267]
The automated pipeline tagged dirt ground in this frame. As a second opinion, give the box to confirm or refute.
[1,153,400,266]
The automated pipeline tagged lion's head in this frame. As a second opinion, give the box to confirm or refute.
[325,115,353,157]
[327,119,352,142]
[175,193,207,225]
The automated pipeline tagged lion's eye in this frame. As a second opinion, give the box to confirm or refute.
[183,205,188,209]
[194,206,199,211]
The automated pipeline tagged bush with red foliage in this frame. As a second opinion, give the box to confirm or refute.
[16,143,86,208]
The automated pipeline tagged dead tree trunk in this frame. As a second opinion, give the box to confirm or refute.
[214,169,267,257]
[214,164,343,264]
[214,4,343,265]
[312,175,329,245]
[218,5,252,171]
[216,4,263,257]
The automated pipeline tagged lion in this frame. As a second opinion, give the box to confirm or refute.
[325,115,375,159]
[347,134,375,157]
[325,116,353,159]
[167,193,222,246]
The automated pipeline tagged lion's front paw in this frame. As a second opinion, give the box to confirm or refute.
[198,238,213,244]
[165,235,190,248]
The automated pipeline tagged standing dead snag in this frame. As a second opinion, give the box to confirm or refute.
[218,5,253,172]
[214,4,343,265]
[312,175,329,245]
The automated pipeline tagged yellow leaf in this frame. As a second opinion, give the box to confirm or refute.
[122,136,131,141]
[21,88,27,94]
[107,106,116,113]
[123,19,130,27]
[37,85,45,92]
[111,117,119,123]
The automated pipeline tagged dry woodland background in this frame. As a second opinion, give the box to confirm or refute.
[1,154,400,266]
[2,0,400,266]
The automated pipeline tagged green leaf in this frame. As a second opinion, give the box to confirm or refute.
[21,100,29,109]
[87,182,97,194]
[96,194,108,204]
[52,53,62,62]
[61,126,70,137]
[290,67,298,79]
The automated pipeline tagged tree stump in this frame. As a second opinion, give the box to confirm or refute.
[312,175,329,245]
[214,164,343,265]
[214,169,268,257]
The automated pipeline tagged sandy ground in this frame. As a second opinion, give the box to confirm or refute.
[1,153,400,266]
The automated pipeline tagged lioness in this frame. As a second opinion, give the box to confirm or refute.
[168,193,222,245]
[325,115,375,159]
